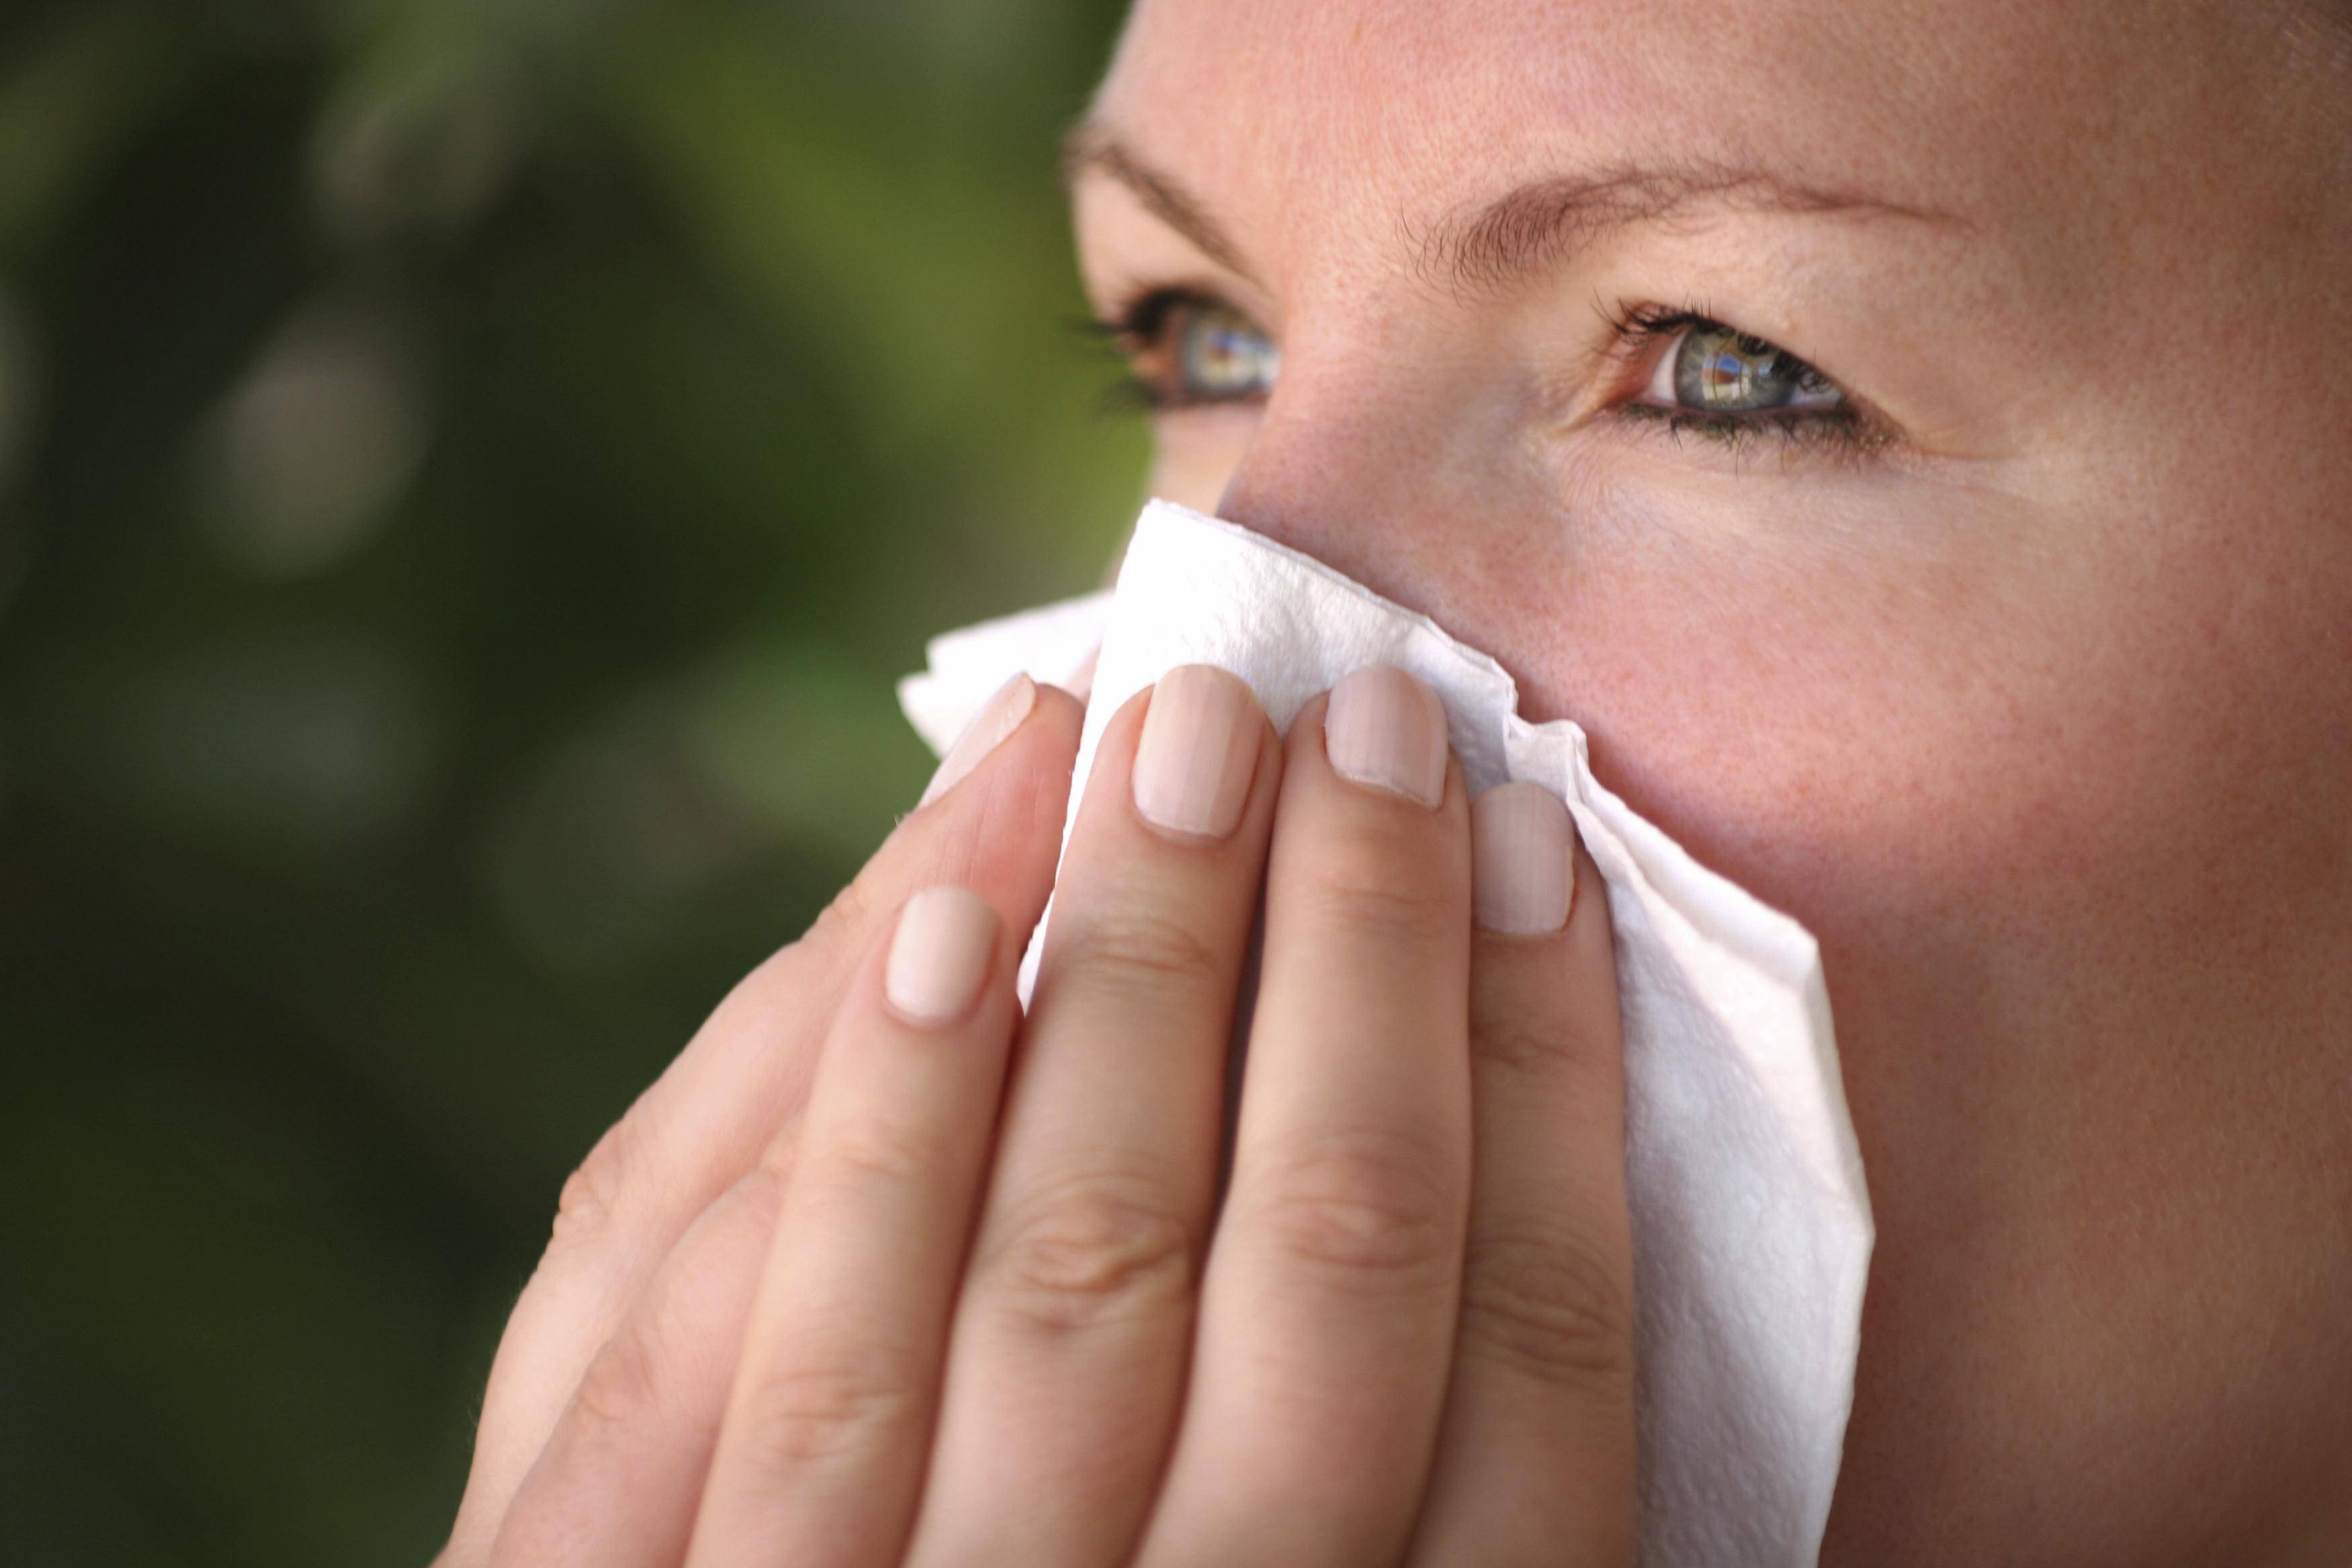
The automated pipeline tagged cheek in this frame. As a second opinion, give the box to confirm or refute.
[1418,468,2344,1220]
[1434,467,2352,1454]
[1439,479,2245,942]
[1438,462,2349,1189]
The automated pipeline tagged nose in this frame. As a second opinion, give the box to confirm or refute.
[1212,389,1444,623]
[1203,352,1588,738]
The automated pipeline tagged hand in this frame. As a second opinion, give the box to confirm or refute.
[438,671,1087,1565]
[444,663,1636,1567]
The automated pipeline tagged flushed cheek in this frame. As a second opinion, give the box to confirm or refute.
[1504,499,2352,1554]
[1430,481,2192,937]
[1420,475,2277,1203]
[1438,478,2349,1500]
[1437,464,2347,1228]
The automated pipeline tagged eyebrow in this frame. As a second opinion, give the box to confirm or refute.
[1061,119,1965,296]
[1061,121,1262,282]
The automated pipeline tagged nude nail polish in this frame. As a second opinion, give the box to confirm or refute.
[884,885,999,1024]
[1131,665,1263,839]
[921,673,1036,805]
[1324,665,1449,807]
[1471,782,1575,934]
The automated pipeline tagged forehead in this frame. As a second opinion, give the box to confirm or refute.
[1093,0,2290,273]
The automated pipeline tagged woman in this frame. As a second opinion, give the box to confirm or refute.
[440,0,2352,1562]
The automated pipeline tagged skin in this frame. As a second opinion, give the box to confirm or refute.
[444,673,1640,1568]
[1074,0,2352,1563]
[439,1,2351,1563]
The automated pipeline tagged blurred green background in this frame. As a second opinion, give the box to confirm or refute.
[0,1,1143,1560]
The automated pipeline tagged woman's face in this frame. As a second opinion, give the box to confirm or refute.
[1071,0,2352,1559]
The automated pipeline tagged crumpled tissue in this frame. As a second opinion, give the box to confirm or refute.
[899,498,1872,1568]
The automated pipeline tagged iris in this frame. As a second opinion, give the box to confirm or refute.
[1667,323,1839,413]
[1174,300,1280,401]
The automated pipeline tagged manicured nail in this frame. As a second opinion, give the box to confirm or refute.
[1471,783,1576,934]
[1131,665,1263,839]
[884,886,999,1025]
[921,673,1036,805]
[1324,665,1448,807]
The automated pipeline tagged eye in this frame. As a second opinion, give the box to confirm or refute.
[1596,305,1883,457]
[1638,320,1843,415]
[1091,289,1279,411]
[1172,299,1280,401]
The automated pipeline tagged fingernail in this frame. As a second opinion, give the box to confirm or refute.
[1324,665,1448,807]
[922,674,1037,805]
[1131,665,1263,839]
[885,885,999,1025]
[1471,783,1575,934]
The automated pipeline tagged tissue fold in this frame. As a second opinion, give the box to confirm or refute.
[899,499,1872,1568]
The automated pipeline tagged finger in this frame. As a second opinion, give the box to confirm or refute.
[1136,666,1474,1568]
[1406,787,1635,1567]
[689,885,1018,1568]
[485,1170,781,1568]
[907,668,1281,1568]
[445,679,1081,1565]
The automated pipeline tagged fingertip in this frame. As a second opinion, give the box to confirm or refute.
[922,674,1040,807]
[1286,680,1471,824]
[959,678,1085,849]
[884,885,1003,1028]
[832,678,1082,983]
[1442,747,1472,818]
[1558,816,1622,1017]
[920,673,1086,814]
[1471,783,1574,938]
[1131,666,1269,842]
[1324,665,1450,809]
[1564,815,1609,934]
[1031,679,1088,740]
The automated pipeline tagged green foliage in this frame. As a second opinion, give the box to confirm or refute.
[0,1,1141,1561]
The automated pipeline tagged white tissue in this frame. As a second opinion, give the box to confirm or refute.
[899,499,1871,1568]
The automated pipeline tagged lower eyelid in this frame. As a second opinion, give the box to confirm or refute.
[1151,392,1271,419]
[1606,400,1883,460]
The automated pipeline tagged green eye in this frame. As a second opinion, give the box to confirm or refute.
[1172,299,1279,402]
[1649,322,1842,414]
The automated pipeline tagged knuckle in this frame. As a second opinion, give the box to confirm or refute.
[1469,1014,1553,1079]
[1457,1226,1634,1393]
[742,1346,923,1470]
[1055,903,1226,1005]
[756,1118,804,1184]
[818,1112,950,1191]
[569,1304,677,1432]
[564,1192,769,1438]
[1246,1128,1461,1287]
[551,1115,642,1253]
[979,1169,1199,1335]
[1297,828,1464,948]
[805,871,873,952]
[1471,1010,1609,1095]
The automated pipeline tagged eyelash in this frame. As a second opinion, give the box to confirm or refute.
[1081,287,1891,457]
[1592,301,1888,458]
[1077,287,1244,414]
